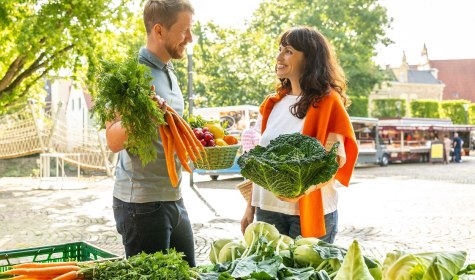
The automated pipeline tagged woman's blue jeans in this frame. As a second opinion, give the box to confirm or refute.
[113,197,196,266]
[255,207,338,243]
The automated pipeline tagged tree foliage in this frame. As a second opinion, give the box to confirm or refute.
[347,96,369,117]
[0,0,142,112]
[409,100,440,118]
[1,0,392,114]
[186,0,392,109]
[440,100,471,124]
[185,22,275,109]
[371,98,406,118]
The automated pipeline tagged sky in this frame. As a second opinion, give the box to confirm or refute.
[190,0,475,67]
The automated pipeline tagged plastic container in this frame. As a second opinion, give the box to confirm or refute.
[0,242,120,276]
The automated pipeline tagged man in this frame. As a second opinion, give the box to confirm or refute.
[453,132,463,163]
[241,120,260,153]
[443,134,452,163]
[105,0,196,266]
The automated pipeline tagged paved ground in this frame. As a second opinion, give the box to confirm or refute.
[1,155,475,266]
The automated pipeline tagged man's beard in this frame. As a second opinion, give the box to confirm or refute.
[165,42,184,59]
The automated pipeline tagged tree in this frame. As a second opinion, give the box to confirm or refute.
[371,98,406,118]
[190,0,392,108]
[183,22,275,108]
[249,0,392,98]
[0,0,140,112]
[410,100,440,118]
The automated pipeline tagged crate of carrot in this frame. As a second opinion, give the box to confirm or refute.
[0,242,119,279]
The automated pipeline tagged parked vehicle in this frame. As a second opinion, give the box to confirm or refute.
[377,117,474,164]
[351,117,390,166]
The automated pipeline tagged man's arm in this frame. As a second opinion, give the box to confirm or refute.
[105,119,128,153]
[105,91,166,153]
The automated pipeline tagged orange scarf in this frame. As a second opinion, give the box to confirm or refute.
[259,90,358,237]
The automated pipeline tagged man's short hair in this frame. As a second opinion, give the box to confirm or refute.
[143,0,194,34]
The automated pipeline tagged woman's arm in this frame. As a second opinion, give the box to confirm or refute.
[240,183,255,235]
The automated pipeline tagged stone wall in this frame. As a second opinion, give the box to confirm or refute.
[0,155,39,177]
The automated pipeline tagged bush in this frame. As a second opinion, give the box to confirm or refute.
[410,100,440,118]
[348,96,368,117]
[371,98,406,118]
[440,100,471,124]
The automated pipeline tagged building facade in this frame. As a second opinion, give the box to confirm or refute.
[369,45,445,116]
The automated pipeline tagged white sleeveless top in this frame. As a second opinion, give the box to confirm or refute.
[251,95,346,215]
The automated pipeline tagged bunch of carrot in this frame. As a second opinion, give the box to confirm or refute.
[159,105,206,187]
[1,261,81,280]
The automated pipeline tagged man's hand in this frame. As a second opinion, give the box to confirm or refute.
[150,85,167,111]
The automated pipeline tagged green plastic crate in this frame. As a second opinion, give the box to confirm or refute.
[0,242,120,277]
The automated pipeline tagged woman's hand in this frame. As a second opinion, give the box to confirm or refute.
[276,182,331,203]
[241,205,255,235]
[276,195,302,203]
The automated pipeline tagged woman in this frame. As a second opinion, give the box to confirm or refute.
[240,26,358,243]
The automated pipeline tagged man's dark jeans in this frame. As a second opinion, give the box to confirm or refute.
[113,197,196,266]
[256,207,338,243]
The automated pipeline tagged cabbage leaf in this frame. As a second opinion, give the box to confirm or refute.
[238,133,339,198]
[382,250,467,280]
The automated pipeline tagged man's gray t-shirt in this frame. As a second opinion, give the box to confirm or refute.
[113,47,185,203]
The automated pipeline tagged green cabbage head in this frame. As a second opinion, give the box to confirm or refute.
[238,133,339,198]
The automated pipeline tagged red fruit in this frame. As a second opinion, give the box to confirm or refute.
[194,130,204,140]
[202,127,210,133]
[208,139,216,147]
[204,132,214,142]
[193,128,201,133]
[200,139,207,147]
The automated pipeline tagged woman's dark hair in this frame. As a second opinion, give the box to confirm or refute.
[277,26,349,118]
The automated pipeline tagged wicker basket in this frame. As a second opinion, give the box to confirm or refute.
[236,179,252,202]
[194,144,241,170]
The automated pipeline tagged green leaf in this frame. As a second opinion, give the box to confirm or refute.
[91,52,165,166]
[334,240,374,280]
[238,133,339,198]
[382,250,467,280]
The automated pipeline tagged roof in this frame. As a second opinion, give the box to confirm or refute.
[378,117,475,132]
[350,116,379,124]
[430,59,475,102]
[407,70,442,84]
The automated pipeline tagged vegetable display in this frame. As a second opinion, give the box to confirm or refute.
[198,221,475,280]
[238,133,339,198]
[79,249,194,280]
[3,225,475,280]
[1,261,81,279]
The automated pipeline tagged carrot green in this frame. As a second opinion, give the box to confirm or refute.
[92,53,166,166]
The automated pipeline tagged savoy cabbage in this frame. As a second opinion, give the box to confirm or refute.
[237,133,339,198]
